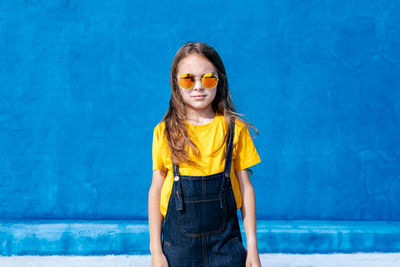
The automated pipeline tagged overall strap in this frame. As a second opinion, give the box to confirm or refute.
[172,164,183,211]
[219,118,235,208]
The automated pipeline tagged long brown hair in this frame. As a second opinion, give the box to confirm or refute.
[162,42,258,165]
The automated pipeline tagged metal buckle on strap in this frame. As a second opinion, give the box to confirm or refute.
[175,190,183,211]
[219,195,225,209]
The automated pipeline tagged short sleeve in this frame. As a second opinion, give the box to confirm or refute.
[152,123,167,172]
[234,126,261,171]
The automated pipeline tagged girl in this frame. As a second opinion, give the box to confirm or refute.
[148,42,261,267]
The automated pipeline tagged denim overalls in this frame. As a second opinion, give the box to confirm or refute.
[161,120,246,267]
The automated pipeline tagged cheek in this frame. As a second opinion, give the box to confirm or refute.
[210,88,217,100]
[180,88,188,97]
[179,88,191,102]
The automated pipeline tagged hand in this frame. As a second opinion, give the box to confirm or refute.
[245,248,261,267]
[151,251,169,267]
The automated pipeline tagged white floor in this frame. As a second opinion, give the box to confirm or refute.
[0,253,399,267]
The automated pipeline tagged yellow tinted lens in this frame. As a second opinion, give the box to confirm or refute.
[202,73,218,88]
[179,73,195,89]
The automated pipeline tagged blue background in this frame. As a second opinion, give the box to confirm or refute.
[1,0,400,224]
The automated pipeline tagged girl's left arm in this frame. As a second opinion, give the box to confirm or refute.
[236,169,261,267]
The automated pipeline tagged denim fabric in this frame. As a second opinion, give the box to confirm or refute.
[162,120,246,267]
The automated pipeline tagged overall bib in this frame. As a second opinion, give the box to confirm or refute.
[161,120,246,267]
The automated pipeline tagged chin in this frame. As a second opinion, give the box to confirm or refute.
[189,103,212,111]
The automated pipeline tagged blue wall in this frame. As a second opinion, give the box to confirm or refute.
[1,0,399,221]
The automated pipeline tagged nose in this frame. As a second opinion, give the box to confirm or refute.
[192,77,204,90]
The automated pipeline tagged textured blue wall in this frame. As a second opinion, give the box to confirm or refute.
[1,1,399,221]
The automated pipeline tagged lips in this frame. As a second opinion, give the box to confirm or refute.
[192,95,206,98]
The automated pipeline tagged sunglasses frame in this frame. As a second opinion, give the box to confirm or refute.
[178,72,219,90]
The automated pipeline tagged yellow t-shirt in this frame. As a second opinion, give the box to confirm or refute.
[152,113,261,217]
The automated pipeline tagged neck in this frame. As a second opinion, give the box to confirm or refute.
[186,106,216,125]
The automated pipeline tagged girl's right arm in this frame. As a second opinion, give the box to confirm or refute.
[148,170,169,267]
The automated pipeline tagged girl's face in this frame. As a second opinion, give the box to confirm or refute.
[176,53,218,114]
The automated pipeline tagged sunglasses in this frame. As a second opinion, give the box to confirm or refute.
[179,73,219,89]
